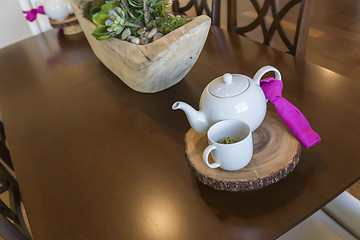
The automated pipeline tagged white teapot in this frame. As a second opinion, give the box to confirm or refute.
[44,0,73,21]
[172,66,282,134]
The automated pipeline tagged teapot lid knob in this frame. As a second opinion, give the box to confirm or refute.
[209,73,250,98]
[223,73,232,84]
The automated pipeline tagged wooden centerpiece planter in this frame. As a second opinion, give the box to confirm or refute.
[70,0,211,93]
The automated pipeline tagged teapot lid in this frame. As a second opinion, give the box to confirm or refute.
[209,73,249,98]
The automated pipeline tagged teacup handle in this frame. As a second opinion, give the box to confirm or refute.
[253,66,282,85]
[203,145,220,168]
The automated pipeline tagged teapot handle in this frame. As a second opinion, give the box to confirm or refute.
[253,66,282,85]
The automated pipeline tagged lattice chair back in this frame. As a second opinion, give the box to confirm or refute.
[0,125,32,239]
[0,110,14,171]
[227,0,313,58]
[172,0,221,27]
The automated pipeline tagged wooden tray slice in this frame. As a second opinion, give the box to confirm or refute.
[185,112,301,191]
[50,15,82,35]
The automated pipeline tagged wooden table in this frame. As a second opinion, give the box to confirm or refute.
[0,27,359,240]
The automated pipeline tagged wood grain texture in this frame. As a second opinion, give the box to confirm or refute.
[185,112,301,191]
[347,181,360,200]
[49,15,78,28]
[70,2,211,93]
[0,27,359,240]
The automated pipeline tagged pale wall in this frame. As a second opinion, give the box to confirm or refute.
[0,0,52,49]
[0,0,33,49]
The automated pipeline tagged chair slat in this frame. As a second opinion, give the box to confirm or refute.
[0,213,28,240]
[227,0,313,58]
[172,0,221,27]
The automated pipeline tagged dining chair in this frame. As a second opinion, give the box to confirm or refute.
[322,191,360,239]
[227,0,313,58]
[172,0,221,27]
[0,213,29,240]
[0,142,13,172]
[0,140,32,239]
[278,191,360,240]
[0,163,32,239]
[172,0,312,58]
[0,117,14,171]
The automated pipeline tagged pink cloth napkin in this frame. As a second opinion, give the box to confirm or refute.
[23,6,45,22]
[260,77,321,148]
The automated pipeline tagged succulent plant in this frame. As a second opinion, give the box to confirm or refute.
[82,0,106,21]
[105,7,142,36]
[84,0,189,43]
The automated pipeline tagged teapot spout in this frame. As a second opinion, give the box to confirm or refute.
[172,101,208,134]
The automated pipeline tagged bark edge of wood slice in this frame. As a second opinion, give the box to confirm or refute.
[50,15,83,35]
[185,112,301,192]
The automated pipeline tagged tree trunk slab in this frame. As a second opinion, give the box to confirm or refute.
[185,112,301,191]
[49,15,82,35]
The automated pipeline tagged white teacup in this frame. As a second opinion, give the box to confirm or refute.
[203,119,253,171]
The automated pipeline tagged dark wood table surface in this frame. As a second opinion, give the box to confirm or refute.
[0,27,359,240]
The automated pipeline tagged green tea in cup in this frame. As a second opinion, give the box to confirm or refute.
[219,137,239,144]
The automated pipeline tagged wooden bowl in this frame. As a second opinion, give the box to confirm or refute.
[70,2,211,93]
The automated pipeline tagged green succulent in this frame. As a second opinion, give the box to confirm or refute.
[105,7,127,35]
[90,0,189,41]
[157,16,190,34]
[82,1,92,20]
[92,1,119,26]
[106,7,142,34]
[148,0,169,17]
[128,0,167,12]
[82,0,107,21]
[128,0,142,8]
